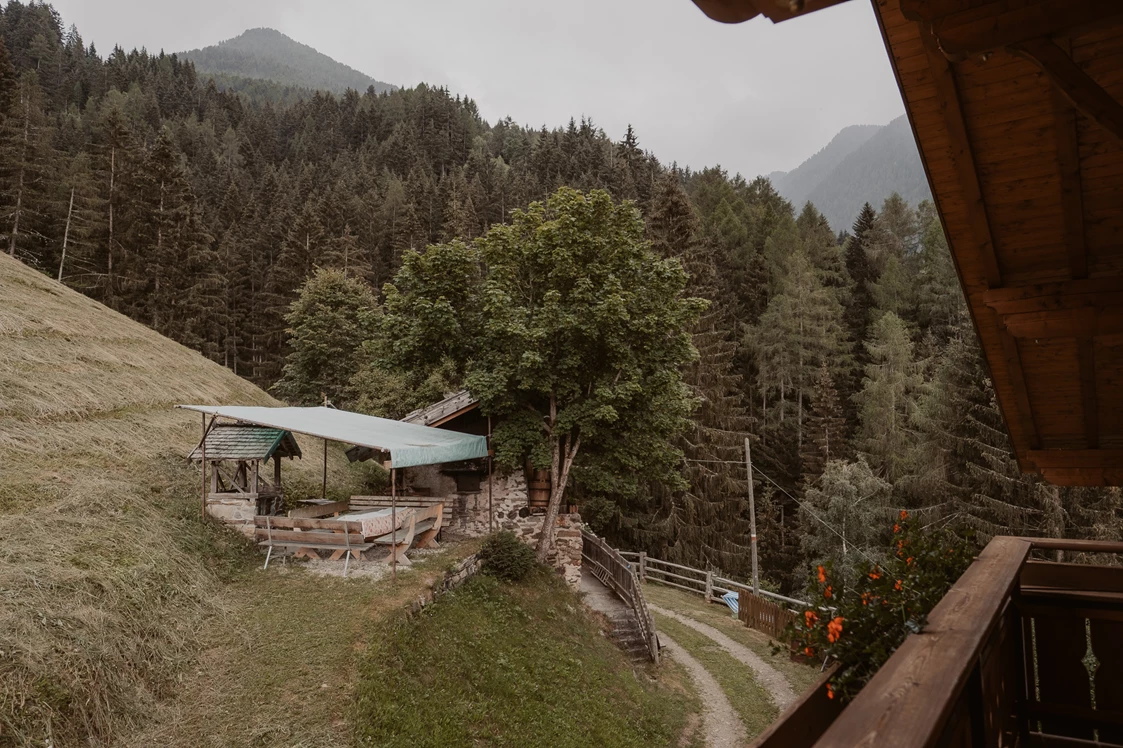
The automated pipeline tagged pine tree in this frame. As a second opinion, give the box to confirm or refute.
[626,173,763,579]
[842,202,879,427]
[855,312,922,482]
[274,268,381,407]
[801,363,847,485]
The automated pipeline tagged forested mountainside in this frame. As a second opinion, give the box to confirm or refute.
[771,115,932,231]
[769,124,881,214]
[182,27,396,95]
[1,0,1118,591]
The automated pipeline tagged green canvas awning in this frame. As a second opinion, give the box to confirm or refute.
[176,405,488,468]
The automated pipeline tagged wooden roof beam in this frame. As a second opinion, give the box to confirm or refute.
[921,30,1002,288]
[1052,40,1088,280]
[1012,38,1123,143]
[902,1,1123,59]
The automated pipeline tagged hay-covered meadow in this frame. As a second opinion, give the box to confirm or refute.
[0,254,357,745]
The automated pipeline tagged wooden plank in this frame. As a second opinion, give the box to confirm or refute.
[1090,618,1123,743]
[814,537,1032,748]
[253,528,366,545]
[1026,610,1092,740]
[1052,41,1089,281]
[1020,561,1123,593]
[288,500,349,519]
[1013,38,1123,143]
[922,30,1003,288]
[981,277,1123,310]
[1027,451,1123,470]
[998,321,1042,450]
[254,516,351,532]
[751,665,843,748]
[904,0,1123,58]
[1077,338,1099,448]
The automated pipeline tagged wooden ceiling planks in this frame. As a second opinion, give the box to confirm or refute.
[869,0,1123,485]
[687,0,1123,485]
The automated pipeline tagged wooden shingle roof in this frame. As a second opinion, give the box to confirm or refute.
[691,0,1123,486]
[189,424,302,462]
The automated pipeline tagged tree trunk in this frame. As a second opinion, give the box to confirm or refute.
[9,93,30,256]
[537,433,580,563]
[58,187,74,281]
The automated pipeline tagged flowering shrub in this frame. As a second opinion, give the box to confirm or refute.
[785,512,975,702]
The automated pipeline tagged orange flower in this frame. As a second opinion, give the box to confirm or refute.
[805,610,819,627]
[893,523,901,533]
[906,556,914,565]
[817,565,827,584]
[804,646,815,657]
[826,683,835,700]
[894,579,903,592]
[824,585,833,600]
[860,592,870,606]
[899,510,908,521]
[869,569,881,580]
[827,617,844,643]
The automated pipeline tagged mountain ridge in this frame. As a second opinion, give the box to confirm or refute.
[768,115,931,232]
[182,27,396,95]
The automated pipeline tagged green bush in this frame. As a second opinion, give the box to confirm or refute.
[785,512,975,702]
[478,531,538,582]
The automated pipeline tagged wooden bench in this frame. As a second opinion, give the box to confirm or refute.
[367,504,443,566]
[254,515,373,577]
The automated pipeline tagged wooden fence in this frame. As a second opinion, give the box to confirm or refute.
[581,531,660,663]
[738,590,799,639]
[616,550,808,639]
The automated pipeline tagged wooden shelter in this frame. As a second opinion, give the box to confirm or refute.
[683,1,1123,746]
[693,0,1123,487]
[189,423,301,519]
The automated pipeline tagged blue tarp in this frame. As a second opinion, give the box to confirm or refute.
[177,405,488,468]
[721,590,739,616]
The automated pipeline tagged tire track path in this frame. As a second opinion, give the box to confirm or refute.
[650,604,796,709]
[659,633,748,748]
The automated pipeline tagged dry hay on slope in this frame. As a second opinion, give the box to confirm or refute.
[0,254,350,745]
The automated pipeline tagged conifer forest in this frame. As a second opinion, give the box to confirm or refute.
[3,1,1119,592]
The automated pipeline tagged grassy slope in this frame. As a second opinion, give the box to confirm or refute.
[124,545,481,748]
[0,254,360,745]
[643,582,822,695]
[353,572,701,748]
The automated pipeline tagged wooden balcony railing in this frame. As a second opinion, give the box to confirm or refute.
[754,536,1123,748]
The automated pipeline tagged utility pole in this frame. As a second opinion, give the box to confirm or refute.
[745,436,759,596]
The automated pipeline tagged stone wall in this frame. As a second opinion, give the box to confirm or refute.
[206,495,255,537]
[499,512,584,588]
[407,552,482,617]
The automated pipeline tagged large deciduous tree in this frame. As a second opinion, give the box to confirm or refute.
[382,187,705,560]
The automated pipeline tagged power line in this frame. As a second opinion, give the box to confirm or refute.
[684,456,878,565]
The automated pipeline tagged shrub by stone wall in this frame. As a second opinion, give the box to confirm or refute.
[407,553,483,617]
[499,512,583,589]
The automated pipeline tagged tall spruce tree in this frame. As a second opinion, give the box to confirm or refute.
[631,173,762,577]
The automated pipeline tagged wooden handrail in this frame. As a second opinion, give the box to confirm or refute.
[581,531,659,663]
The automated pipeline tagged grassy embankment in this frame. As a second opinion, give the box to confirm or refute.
[0,252,369,745]
[353,571,703,748]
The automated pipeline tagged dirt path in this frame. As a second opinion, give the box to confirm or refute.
[650,604,796,710]
[659,633,748,748]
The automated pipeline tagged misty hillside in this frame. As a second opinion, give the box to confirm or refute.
[770,115,931,232]
[182,28,396,95]
[770,124,881,211]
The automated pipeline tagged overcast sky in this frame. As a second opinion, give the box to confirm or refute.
[48,0,905,177]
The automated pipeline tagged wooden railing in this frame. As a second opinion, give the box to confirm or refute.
[616,550,809,609]
[753,536,1123,748]
[581,531,660,663]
